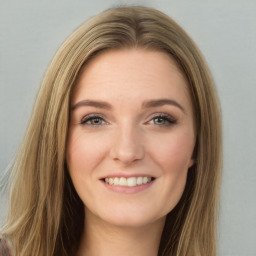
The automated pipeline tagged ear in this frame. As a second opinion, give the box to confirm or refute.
[188,140,197,168]
[188,158,196,168]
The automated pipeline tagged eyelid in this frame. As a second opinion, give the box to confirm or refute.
[78,112,177,127]
[151,112,176,120]
[80,113,107,126]
[148,112,177,125]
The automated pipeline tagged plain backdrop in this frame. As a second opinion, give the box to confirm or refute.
[0,1,255,255]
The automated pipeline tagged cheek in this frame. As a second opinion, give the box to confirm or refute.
[148,130,195,213]
[67,130,106,169]
[151,130,195,171]
[66,130,111,204]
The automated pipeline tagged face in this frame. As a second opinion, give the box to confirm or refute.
[67,49,195,228]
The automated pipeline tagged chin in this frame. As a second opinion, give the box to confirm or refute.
[90,206,167,229]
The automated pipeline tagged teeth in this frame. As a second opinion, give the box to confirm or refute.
[127,177,136,187]
[143,177,149,184]
[114,177,119,185]
[137,177,143,185]
[104,177,152,186]
[119,177,127,186]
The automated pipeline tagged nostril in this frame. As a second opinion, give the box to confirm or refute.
[109,136,145,164]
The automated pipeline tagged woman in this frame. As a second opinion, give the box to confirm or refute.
[0,6,222,256]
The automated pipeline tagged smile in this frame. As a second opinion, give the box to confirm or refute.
[104,177,152,187]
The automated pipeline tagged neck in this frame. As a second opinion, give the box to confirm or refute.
[77,210,165,256]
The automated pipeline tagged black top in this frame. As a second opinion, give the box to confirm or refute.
[0,239,10,256]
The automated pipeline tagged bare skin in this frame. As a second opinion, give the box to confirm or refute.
[67,49,195,256]
[77,209,165,256]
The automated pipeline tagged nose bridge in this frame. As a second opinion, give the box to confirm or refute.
[110,120,144,164]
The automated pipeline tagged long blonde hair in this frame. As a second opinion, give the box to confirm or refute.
[1,6,222,256]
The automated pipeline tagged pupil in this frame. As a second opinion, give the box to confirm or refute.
[155,118,164,124]
[92,119,101,124]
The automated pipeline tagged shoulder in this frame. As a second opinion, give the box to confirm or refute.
[0,238,11,256]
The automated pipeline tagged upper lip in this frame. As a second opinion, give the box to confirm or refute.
[99,173,156,179]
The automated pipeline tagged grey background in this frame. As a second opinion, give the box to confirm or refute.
[0,0,255,255]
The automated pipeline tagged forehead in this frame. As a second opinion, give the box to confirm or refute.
[72,49,191,107]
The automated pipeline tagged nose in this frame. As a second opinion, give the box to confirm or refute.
[109,123,145,164]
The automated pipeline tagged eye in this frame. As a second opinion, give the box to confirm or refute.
[80,114,107,126]
[149,113,177,126]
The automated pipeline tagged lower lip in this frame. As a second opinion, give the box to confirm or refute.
[101,179,155,194]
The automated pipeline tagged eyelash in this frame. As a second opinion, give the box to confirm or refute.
[80,113,177,127]
[149,113,177,126]
[80,114,106,127]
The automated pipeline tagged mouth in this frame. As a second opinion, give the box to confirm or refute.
[102,176,155,187]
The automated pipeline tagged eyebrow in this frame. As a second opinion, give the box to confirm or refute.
[142,99,185,113]
[72,98,185,113]
[72,100,112,111]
